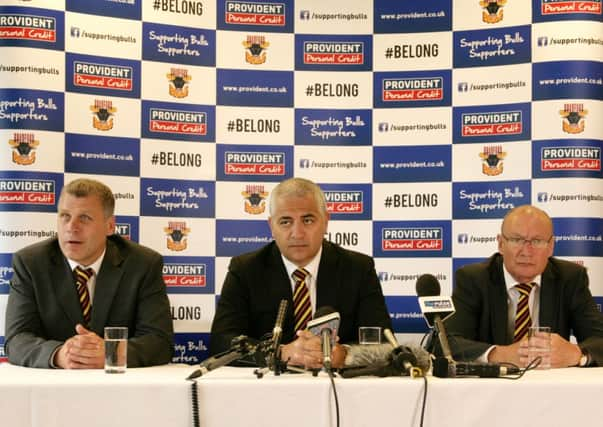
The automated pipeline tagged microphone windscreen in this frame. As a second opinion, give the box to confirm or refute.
[415,273,441,297]
[343,343,431,375]
[344,343,394,367]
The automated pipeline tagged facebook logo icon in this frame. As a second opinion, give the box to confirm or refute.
[71,27,81,37]
[537,192,549,202]
[378,122,389,132]
[299,159,310,168]
[458,82,468,92]
[458,234,469,244]
[538,37,548,47]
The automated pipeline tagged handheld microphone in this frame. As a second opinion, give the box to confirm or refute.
[416,273,455,362]
[307,306,340,370]
[433,357,521,378]
[269,299,288,370]
[187,335,255,380]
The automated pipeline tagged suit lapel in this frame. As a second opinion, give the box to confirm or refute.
[538,261,556,328]
[51,245,85,326]
[315,241,338,307]
[488,255,511,344]
[90,240,124,334]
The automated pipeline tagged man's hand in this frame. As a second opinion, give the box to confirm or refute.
[488,340,523,366]
[549,333,582,368]
[53,324,105,369]
[280,330,323,369]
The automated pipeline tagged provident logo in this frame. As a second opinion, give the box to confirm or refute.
[0,13,56,42]
[303,41,364,65]
[73,61,133,91]
[224,151,285,175]
[225,1,286,26]
[541,146,601,171]
[540,0,601,15]
[149,108,207,135]
[382,78,443,102]
[382,227,443,251]
[324,190,363,214]
[461,111,522,137]
[115,223,131,240]
[163,263,206,287]
[0,178,55,205]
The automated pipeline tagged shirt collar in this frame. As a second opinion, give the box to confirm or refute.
[66,248,106,276]
[502,262,541,291]
[282,245,323,281]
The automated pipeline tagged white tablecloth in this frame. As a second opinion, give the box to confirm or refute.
[1,363,602,427]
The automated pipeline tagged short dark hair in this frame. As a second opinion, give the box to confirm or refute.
[60,178,115,218]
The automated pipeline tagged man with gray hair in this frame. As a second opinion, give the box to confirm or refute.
[210,177,391,368]
[5,178,173,368]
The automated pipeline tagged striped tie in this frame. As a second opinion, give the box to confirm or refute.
[292,268,311,332]
[74,266,94,325]
[513,282,535,342]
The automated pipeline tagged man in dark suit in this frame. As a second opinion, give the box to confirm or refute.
[446,205,603,367]
[5,178,173,369]
[210,177,391,369]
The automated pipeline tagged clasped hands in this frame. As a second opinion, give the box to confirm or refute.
[280,330,347,369]
[54,324,105,369]
[488,332,583,368]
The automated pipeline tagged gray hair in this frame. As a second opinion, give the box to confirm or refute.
[269,177,327,217]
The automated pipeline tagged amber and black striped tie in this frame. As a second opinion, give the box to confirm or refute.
[513,282,535,342]
[74,266,93,325]
[292,268,311,332]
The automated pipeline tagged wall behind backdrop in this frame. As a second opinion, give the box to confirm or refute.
[0,0,601,364]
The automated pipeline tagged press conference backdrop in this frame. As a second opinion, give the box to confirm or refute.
[0,0,601,364]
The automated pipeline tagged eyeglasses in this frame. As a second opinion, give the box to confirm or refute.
[501,234,552,249]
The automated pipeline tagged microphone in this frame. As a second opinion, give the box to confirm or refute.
[416,273,455,362]
[187,335,255,380]
[433,357,521,378]
[269,299,288,371]
[383,328,426,377]
[341,342,431,378]
[307,306,340,370]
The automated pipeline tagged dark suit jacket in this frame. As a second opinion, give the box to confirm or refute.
[210,240,392,357]
[5,235,174,368]
[445,253,603,366]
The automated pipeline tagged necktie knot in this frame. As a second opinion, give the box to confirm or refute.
[75,266,94,282]
[292,268,309,283]
[515,282,535,297]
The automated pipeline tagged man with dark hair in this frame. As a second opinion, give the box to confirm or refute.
[5,178,174,368]
[210,177,392,368]
[446,205,603,367]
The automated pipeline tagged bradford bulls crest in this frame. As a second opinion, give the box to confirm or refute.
[243,35,269,65]
[560,103,587,134]
[91,100,116,131]
[480,0,506,23]
[242,184,269,214]
[9,132,39,165]
[165,221,190,251]
[479,145,506,176]
[167,68,191,99]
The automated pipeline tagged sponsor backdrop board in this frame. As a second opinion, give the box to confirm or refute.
[0,0,601,364]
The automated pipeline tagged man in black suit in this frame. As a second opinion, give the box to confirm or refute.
[446,205,603,367]
[210,177,391,368]
[5,178,173,369]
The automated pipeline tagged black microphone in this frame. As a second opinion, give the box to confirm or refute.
[433,357,521,378]
[383,328,426,377]
[269,299,288,370]
[307,306,340,370]
[416,273,455,362]
[340,343,431,378]
[187,335,255,380]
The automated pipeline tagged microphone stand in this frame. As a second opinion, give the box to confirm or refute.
[186,335,255,380]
